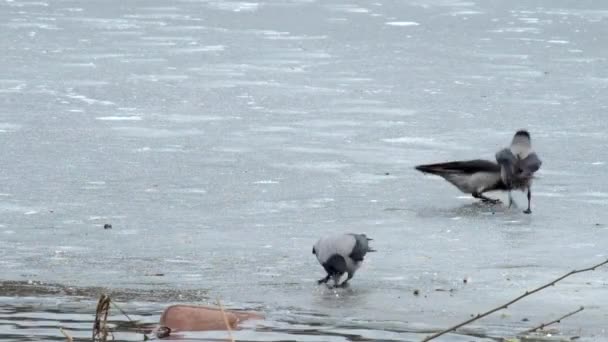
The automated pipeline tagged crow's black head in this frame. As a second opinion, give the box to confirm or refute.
[514,130,530,139]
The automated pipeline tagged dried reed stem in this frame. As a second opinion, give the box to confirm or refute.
[60,328,73,342]
[421,258,608,341]
[93,294,111,342]
[217,299,236,342]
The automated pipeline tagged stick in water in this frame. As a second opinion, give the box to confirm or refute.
[522,306,584,334]
[421,258,608,341]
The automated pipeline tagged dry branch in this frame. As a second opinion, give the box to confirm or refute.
[522,306,584,334]
[421,258,608,341]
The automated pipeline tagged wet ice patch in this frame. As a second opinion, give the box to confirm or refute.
[283,146,339,155]
[165,258,194,264]
[129,74,189,81]
[82,184,105,190]
[62,62,96,68]
[112,127,204,138]
[345,7,370,13]
[0,202,38,213]
[116,229,139,235]
[4,22,58,30]
[327,4,371,14]
[96,116,142,121]
[581,192,608,198]
[0,123,21,133]
[171,188,207,194]
[259,31,327,41]
[162,114,241,122]
[8,1,49,7]
[295,119,361,128]
[327,17,348,23]
[253,180,279,184]
[532,192,564,198]
[449,10,483,16]
[490,27,540,34]
[173,45,225,53]
[66,93,115,106]
[272,161,350,174]
[65,17,140,30]
[251,126,295,133]
[382,136,446,148]
[472,52,529,60]
[0,80,26,93]
[332,106,415,116]
[207,1,259,12]
[518,17,540,24]
[385,21,420,26]
[60,7,84,12]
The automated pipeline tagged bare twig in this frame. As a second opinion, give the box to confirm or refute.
[421,258,608,341]
[60,328,73,342]
[110,301,134,322]
[522,306,584,334]
[110,300,150,340]
[217,299,236,342]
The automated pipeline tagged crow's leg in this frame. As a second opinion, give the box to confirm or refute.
[472,192,501,204]
[317,274,330,285]
[523,188,532,214]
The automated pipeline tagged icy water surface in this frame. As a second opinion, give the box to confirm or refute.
[1,0,608,341]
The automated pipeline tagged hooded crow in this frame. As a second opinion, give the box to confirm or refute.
[415,159,508,203]
[495,130,542,213]
[312,233,375,288]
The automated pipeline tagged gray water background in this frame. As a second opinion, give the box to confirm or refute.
[1,0,608,340]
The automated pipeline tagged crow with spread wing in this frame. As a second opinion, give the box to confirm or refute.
[495,130,542,214]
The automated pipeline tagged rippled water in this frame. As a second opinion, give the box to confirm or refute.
[1,0,608,341]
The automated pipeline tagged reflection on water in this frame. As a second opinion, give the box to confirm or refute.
[0,290,386,342]
[0,281,505,342]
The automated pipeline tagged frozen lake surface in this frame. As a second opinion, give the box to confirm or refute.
[1,0,608,341]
